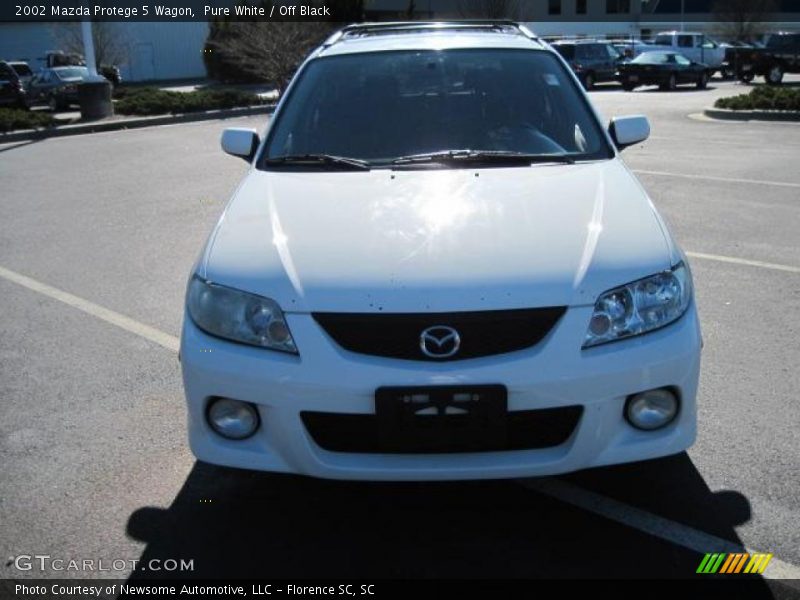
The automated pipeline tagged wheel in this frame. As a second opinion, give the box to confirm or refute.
[696,71,709,89]
[48,95,58,112]
[660,73,677,91]
[738,72,755,84]
[766,64,784,85]
[582,72,594,91]
[622,83,636,92]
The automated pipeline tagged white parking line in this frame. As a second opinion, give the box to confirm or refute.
[633,169,800,189]
[3,263,800,581]
[686,251,800,274]
[0,265,180,353]
[520,478,800,582]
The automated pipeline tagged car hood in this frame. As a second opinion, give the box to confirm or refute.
[202,159,676,313]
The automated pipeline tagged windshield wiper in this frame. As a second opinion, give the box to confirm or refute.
[391,150,576,166]
[264,154,371,171]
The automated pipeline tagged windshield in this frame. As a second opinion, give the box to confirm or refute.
[261,49,613,168]
[55,67,89,80]
[11,64,32,77]
[632,52,669,64]
[653,35,672,46]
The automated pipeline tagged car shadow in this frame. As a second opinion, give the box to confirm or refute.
[125,453,777,590]
[638,86,719,93]
[587,83,625,92]
[0,139,42,154]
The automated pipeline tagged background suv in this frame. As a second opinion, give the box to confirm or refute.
[551,39,625,89]
[0,60,27,109]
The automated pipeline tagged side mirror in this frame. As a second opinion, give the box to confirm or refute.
[221,128,259,161]
[608,115,650,150]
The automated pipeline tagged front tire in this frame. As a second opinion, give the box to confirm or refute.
[660,73,677,91]
[697,71,709,89]
[766,64,784,85]
[738,72,755,84]
[582,72,595,91]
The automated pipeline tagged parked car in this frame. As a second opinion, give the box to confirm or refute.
[618,51,710,91]
[0,60,27,108]
[180,21,701,481]
[27,66,91,110]
[728,32,800,84]
[551,39,625,89]
[43,51,121,87]
[7,61,34,87]
[651,31,725,74]
[719,41,753,79]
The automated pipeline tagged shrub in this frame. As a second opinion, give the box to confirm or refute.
[715,86,800,111]
[114,87,266,116]
[0,108,57,133]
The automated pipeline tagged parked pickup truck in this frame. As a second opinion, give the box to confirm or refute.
[651,31,726,74]
[729,33,800,85]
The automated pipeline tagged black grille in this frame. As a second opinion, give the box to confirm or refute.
[301,406,583,454]
[313,307,566,361]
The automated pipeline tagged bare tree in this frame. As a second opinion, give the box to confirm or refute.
[712,0,779,42]
[206,21,334,89]
[53,22,130,67]
[458,0,522,19]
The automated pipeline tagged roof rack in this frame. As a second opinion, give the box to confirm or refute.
[322,20,539,48]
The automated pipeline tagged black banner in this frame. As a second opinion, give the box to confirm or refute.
[3,579,800,600]
[2,0,800,23]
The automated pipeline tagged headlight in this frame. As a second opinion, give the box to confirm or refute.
[583,262,692,348]
[186,276,297,353]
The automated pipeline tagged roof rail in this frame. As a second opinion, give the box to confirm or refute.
[322,20,540,47]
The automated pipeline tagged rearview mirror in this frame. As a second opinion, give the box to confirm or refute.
[221,128,260,161]
[608,115,650,150]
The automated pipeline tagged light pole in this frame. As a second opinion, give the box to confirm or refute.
[81,19,99,78]
[78,18,113,119]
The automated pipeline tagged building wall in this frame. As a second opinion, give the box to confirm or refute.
[0,22,208,82]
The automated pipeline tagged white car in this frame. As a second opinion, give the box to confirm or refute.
[180,21,702,481]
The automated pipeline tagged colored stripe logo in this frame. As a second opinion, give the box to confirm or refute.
[697,553,773,574]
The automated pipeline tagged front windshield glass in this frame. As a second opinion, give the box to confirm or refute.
[261,49,613,167]
[632,52,669,64]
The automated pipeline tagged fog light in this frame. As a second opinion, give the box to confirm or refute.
[625,389,678,431]
[207,398,259,440]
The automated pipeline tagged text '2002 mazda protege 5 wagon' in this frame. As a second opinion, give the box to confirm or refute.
[180,21,702,481]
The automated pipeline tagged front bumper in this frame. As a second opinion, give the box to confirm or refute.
[180,304,701,481]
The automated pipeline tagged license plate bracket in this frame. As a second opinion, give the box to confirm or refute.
[375,385,508,453]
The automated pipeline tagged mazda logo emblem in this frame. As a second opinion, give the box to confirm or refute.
[420,326,461,359]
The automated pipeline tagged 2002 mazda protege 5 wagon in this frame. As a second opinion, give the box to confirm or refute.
[180,21,702,481]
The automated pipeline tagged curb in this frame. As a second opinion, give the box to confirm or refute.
[0,104,275,143]
[703,106,800,122]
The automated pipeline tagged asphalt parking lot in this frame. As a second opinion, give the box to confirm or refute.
[1,76,799,589]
